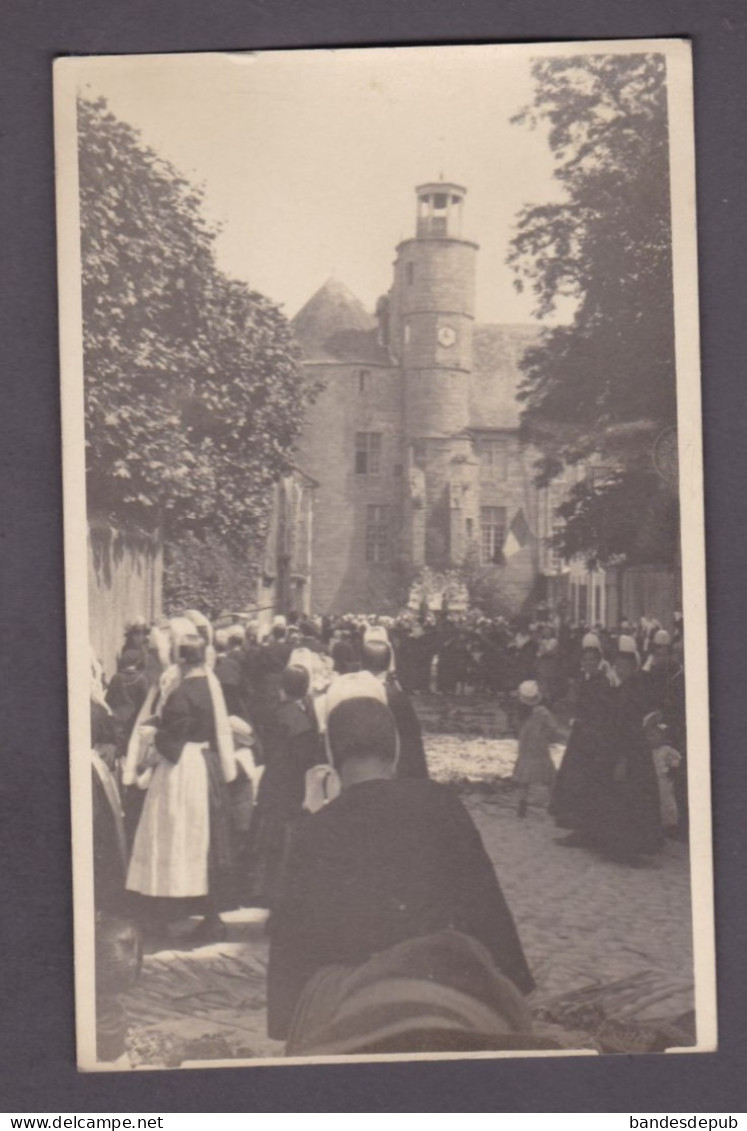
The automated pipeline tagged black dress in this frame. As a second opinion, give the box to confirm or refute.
[105,670,149,757]
[267,777,534,1039]
[550,670,614,830]
[242,697,321,908]
[581,672,662,857]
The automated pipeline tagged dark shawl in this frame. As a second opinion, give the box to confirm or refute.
[385,679,429,780]
[582,671,662,855]
[241,698,321,908]
[267,777,534,1039]
[550,669,614,829]
[154,675,217,763]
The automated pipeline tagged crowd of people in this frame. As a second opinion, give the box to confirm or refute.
[88,602,687,1061]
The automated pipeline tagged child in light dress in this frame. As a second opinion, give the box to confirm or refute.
[643,711,682,833]
[512,680,558,817]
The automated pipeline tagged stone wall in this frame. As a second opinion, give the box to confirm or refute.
[296,361,405,612]
[297,356,551,615]
[466,433,542,613]
[88,518,163,679]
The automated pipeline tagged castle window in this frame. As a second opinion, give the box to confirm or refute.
[366,505,389,563]
[404,323,411,345]
[480,506,507,565]
[359,370,369,393]
[479,438,507,476]
[466,518,474,541]
[406,262,414,285]
[355,432,381,476]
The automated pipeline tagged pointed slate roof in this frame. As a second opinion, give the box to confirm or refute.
[292,278,391,365]
[293,279,540,429]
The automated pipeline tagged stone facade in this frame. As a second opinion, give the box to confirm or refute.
[255,468,318,631]
[88,516,163,679]
[293,182,549,615]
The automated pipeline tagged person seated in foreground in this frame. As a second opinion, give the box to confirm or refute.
[266,696,534,1043]
[285,929,555,1057]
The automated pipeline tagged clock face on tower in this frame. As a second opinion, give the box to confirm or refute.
[437,325,457,348]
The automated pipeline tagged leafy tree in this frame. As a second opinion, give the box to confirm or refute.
[554,467,679,570]
[162,533,257,619]
[78,96,318,608]
[508,54,677,566]
[460,542,531,618]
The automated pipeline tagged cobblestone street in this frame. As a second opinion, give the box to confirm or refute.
[122,697,694,1067]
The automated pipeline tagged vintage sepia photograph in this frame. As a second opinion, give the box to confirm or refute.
[54,40,714,1071]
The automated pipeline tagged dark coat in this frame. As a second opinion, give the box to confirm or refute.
[550,670,614,830]
[215,652,250,720]
[267,777,534,1039]
[259,699,322,821]
[582,672,662,855]
[251,640,294,740]
[242,698,321,908]
[105,670,149,755]
[385,678,429,780]
[92,760,127,915]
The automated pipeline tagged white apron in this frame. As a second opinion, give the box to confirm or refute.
[126,742,210,898]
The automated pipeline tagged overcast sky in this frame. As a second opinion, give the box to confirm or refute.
[74,46,569,325]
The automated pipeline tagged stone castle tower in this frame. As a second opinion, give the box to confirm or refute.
[388,183,479,569]
[292,181,543,614]
[390,183,476,436]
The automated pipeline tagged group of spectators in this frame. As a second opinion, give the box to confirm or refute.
[87,601,686,1062]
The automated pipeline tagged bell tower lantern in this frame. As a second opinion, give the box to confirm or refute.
[416,181,466,239]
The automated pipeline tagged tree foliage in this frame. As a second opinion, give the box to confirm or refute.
[555,468,679,570]
[162,534,259,620]
[460,543,526,618]
[508,54,677,566]
[78,96,318,606]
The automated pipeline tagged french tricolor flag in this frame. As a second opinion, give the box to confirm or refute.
[502,508,532,559]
